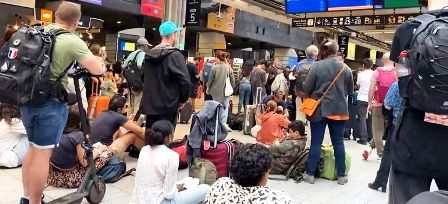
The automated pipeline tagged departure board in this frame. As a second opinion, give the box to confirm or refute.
[327,0,373,11]
[285,0,327,13]
[384,0,420,8]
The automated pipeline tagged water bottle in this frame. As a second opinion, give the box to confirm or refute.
[397,51,410,77]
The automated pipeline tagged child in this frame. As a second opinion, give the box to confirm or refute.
[270,120,307,175]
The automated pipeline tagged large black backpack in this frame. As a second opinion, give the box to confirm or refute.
[403,12,448,114]
[123,50,144,91]
[0,26,69,105]
[294,62,312,97]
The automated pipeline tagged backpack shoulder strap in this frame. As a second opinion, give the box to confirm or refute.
[50,28,70,37]
[410,14,438,45]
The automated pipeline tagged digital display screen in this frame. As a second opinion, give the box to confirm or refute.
[384,0,420,8]
[286,0,327,14]
[119,40,136,52]
[327,0,373,11]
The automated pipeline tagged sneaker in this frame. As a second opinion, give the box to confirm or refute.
[337,176,348,185]
[222,124,233,132]
[303,173,315,184]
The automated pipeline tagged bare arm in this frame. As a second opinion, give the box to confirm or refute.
[122,121,145,139]
[368,73,377,109]
[76,144,88,168]
[79,55,106,75]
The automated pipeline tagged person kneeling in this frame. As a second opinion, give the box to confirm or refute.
[90,95,145,157]
[132,120,209,204]
[270,120,307,175]
[256,100,290,146]
[0,104,29,168]
[204,144,293,204]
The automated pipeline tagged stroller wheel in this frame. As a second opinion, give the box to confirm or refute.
[86,179,106,204]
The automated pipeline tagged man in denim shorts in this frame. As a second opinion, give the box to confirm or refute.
[19,2,105,204]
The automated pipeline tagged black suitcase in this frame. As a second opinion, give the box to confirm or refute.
[179,102,194,124]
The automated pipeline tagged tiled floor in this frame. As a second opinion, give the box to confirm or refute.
[0,124,396,204]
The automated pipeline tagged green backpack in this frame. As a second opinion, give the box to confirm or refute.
[318,145,351,180]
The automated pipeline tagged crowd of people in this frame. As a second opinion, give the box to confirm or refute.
[1,1,448,204]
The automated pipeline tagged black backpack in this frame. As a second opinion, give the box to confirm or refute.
[294,62,312,97]
[403,12,448,114]
[0,26,69,105]
[123,51,144,91]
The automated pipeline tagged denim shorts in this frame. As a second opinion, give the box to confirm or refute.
[20,99,68,149]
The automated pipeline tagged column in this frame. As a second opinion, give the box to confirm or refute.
[164,0,187,50]
[428,0,448,11]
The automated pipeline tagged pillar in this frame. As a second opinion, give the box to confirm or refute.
[428,0,448,11]
[164,0,187,50]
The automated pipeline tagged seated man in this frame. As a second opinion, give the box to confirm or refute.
[270,120,307,175]
[90,95,145,155]
[0,104,29,168]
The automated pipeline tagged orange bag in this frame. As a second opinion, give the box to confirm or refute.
[94,96,111,118]
[300,64,346,117]
[87,77,111,119]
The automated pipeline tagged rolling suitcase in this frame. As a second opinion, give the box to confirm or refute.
[243,87,263,136]
[179,101,194,124]
[202,140,235,178]
[88,77,111,119]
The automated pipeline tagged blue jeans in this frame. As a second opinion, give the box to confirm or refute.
[20,100,68,149]
[162,184,210,204]
[307,118,347,177]
[221,96,231,124]
[238,83,251,113]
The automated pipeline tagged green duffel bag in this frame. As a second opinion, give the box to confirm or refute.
[318,145,351,180]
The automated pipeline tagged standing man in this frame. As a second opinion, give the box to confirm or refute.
[294,45,318,122]
[142,21,191,128]
[368,52,396,158]
[356,58,374,145]
[122,37,150,119]
[19,2,105,204]
[250,60,268,104]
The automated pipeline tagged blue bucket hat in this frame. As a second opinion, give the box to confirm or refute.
[159,21,182,37]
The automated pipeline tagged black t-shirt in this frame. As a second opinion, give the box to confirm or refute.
[187,63,199,86]
[51,131,84,170]
[90,111,128,145]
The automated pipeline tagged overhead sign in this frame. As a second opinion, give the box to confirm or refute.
[292,13,418,27]
[384,0,420,8]
[337,35,349,57]
[207,6,235,34]
[185,0,201,26]
[141,0,164,19]
[346,42,356,61]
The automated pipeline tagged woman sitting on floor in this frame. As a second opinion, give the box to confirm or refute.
[132,120,209,204]
[47,110,132,188]
[0,104,29,168]
[204,143,293,204]
[256,100,290,146]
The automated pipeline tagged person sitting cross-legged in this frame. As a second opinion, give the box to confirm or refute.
[256,100,290,146]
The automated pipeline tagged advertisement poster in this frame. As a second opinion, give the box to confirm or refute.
[141,0,164,19]
[346,42,356,61]
[207,6,235,34]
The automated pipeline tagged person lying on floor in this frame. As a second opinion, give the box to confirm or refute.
[90,94,145,156]
[0,104,29,168]
[270,120,307,175]
[132,120,209,204]
[204,144,293,204]
[48,109,136,188]
[256,100,290,146]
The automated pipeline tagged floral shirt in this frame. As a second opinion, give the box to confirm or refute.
[204,177,294,204]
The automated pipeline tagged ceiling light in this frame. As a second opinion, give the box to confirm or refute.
[227,43,232,45]
[88,33,93,40]
[116,21,122,24]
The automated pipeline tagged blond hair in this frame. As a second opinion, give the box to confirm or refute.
[55,1,82,25]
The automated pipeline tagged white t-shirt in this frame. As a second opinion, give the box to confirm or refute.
[131,145,179,204]
[0,119,27,167]
[357,69,374,102]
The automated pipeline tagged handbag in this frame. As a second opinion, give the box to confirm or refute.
[300,64,346,117]
[224,76,233,96]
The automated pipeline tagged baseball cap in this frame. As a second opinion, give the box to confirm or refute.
[136,37,150,46]
[159,21,182,37]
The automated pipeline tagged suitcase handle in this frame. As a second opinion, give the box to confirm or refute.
[90,77,100,96]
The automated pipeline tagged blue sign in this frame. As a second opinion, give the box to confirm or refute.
[327,0,373,11]
[286,0,327,14]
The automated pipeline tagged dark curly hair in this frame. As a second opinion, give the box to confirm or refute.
[230,144,272,187]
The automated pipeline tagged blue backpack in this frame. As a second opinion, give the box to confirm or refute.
[97,156,126,183]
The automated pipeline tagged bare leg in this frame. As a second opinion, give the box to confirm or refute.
[109,133,138,158]
[23,146,53,204]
